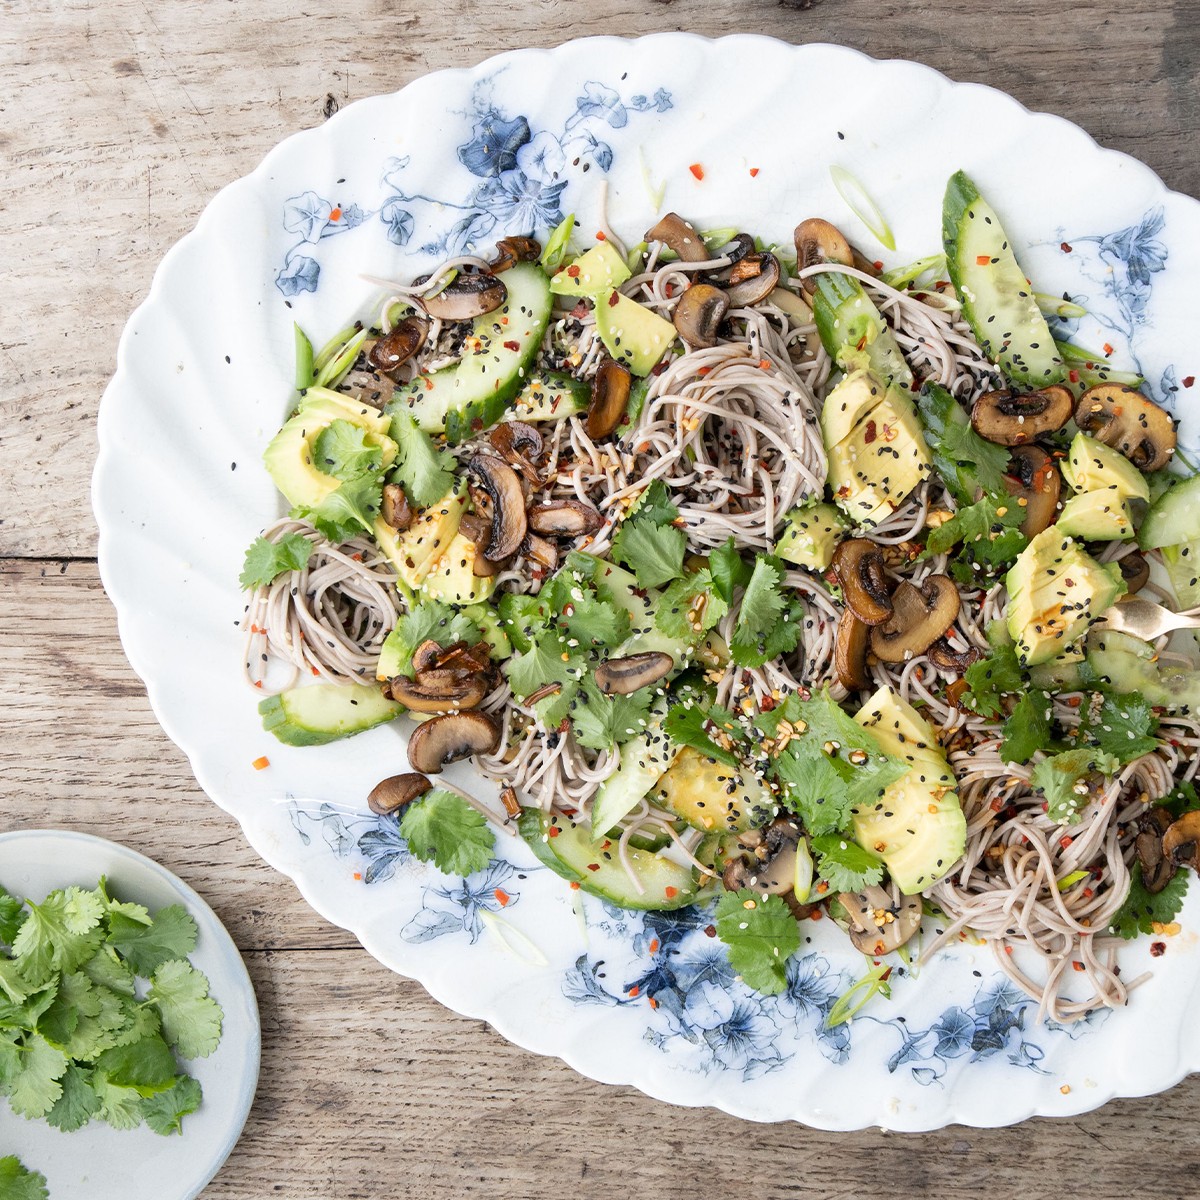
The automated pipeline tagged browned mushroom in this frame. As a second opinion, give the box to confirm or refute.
[834,610,871,691]
[521,533,559,572]
[838,885,922,955]
[368,772,432,816]
[436,641,494,674]
[1003,445,1061,538]
[927,639,982,674]
[722,253,781,308]
[1163,810,1200,872]
[490,420,543,467]
[595,651,674,695]
[406,711,501,774]
[467,454,527,561]
[1118,551,1151,594]
[794,218,855,296]
[721,818,802,896]
[971,385,1074,445]
[380,483,414,531]
[1074,384,1177,472]
[411,639,446,675]
[716,232,755,264]
[366,316,429,378]
[645,212,709,262]
[1135,807,1176,894]
[587,357,632,440]
[527,499,604,538]
[870,576,960,663]
[416,272,508,321]
[831,539,894,626]
[672,283,729,349]
[490,236,541,272]
[387,672,491,713]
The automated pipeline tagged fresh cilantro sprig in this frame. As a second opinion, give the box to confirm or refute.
[1110,864,1189,940]
[1078,691,1160,764]
[1001,691,1053,764]
[655,570,728,640]
[292,473,383,543]
[390,413,456,507]
[1030,747,1121,824]
[312,418,384,482]
[0,1156,48,1200]
[0,879,219,1138]
[709,536,753,604]
[239,531,313,591]
[380,601,484,679]
[963,633,1025,717]
[926,492,1027,574]
[610,480,686,589]
[810,835,885,893]
[662,700,744,768]
[916,382,1012,505]
[714,890,801,995]
[399,788,496,877]
[730,556,803,669]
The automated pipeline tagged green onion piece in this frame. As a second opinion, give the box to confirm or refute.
[1056,339,1112,365]
[700,227,740,253]
[422,269,457,301]
[540,213,575,272]
[826,957,893,1028]
[313,327,368,389]
[479,910,549,967]
[1057,870,1089,892]
[313,323,362,373]
[793,838,814,904]
[830,165,896,252]
[1055,340,1144,388]
[1035,293,1088,320]
[625,240,649,274]
[881,253,946,290]
[639,146,666,213]
[382,298,413,329]
[293,323,315,391]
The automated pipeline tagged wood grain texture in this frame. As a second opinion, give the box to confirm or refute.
[2,1,1199,1195]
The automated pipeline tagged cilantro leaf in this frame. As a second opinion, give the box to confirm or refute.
[571,680,654,751]
[239,531,313,590]
[94,1032,178,1094]
[106,904,197,977]
[0,1157,48,1200]
[80,945,136,998]
[964,639,1025,717]
[714,890,801,995]
[381,601,483,678]
[399,789,496,877]
[559,588,630,648]
[1079,691,1160,764]
[709,536,753,604]
[149,960,223,1060]
[611,519,686,589]
[662,702,743,768]
[5,1033,68,1118]
[292,473,383,543]
[628,479,678,526]
[45,1062,100,1132]
[810,835,885,893]
[1031,747,1121,824]
[917,382,1013,505]
[655,570,728,640]
[312,418,384,481]
[1001,691,1053,764]
[0,886,25,946]
[1110,863,1189,939]
[774,752,852,837]
[497,591,553,653]
[390,413,456,507]
[12,887,105,985]
[92,1072,146,1131]
[731,557,803,668]
[1164,779,1200,819]
[505,631,583,703]
[925,492,1027,568]
[140,1074,203,1136]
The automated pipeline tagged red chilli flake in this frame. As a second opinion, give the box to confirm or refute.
[252,756,270,770]
[586,863,601,872]
[1072,961,1085,972]
[648,938,660,954]
[1103,343,1115,357]
[1068,369,1080,384]
[873,260,884,271]
[607,291,620,307]
[749,167,760,178]
[1151,941,1167,957]
[689,163,704,180]
[494,888,511,907]
[628,985,641,998]
[566,264,581,278]
[1060,241,1073,253]
[595,230,606,241]
[353,871,362,881]
[976,254,991,266]
[1184,376,1196,388]
[648,997,658,1010]
[864,420,878,445]
[547,826,561,838]
[329,207,342,222]
[1060,836,1074,849]
[664,886,679,899]
[502,340,520,351]
[704,924,717,938]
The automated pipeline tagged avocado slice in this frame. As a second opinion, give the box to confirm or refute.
[373,488,467,589]
[419,532,497,606]
[549,240,632,298]
[652,746,774,834]
[774,501,849,571]
[594,290,678,376]
[1056,488,1135,542]
[1062,432,1150,503]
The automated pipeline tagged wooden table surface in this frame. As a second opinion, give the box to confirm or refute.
[3,2,1199,1195]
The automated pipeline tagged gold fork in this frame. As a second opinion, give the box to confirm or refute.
[1095,597,1200,640]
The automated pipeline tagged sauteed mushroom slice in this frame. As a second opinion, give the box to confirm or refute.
[834,610,871,691]
[1135,807,1176,894]
[406,711,501,774]
[490,420,543,463]
[794,218,855,296]
[1004,445,1060,538]
[831,539,894,626]
[587,357,633,440]
[1118,551,1150,594]
[527,499,604,538]
[645,212,709,262]
[721,818,802,896]
[467,454,527,561]
[490,236,542,272]
[411,638,446,675]
[416,271,508,321]
[838,885,922,955]
[1163,810,1200,872]
[380,483,414,531]
[367,316,429,378]
[717,232,756,264]
[368,772,432,816]
[1074,384,1177,472]
[386,672,491,713]
[870,576,960,663]
[673,283,730,349]
[971,385,1074,445]
[521,533,559,572]
[595,651,674,696]
[926,639,981,674]
[722,253,781,308]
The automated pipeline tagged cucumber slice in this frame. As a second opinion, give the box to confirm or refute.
[509,372,590,422]
[1162,541,1200,610]
[519,808,706,910]
[812,272,912,388]
[1138,473,1200,549]
[259,682,402,746]
[386,263,553,440]
[590,725,676,838]
[942,170,1065,387]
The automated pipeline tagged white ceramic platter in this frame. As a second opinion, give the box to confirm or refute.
[93,35,1200,1130]
[0,831,260,1198]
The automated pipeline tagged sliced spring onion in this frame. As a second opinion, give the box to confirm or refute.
[313,327,368,389]
[312,323,362,373]
[625,240,649,274]
[1056,338,1113,365]
[540,212,575,272]
[293,323,315,391]
[830,165,896,252]
[382,298,414,330]
[881,253,946,291]
[479,911,549,967]
[700,227,740,253]
[422,268,457,301]
[1055,340,1144,388]
[1035,293,1088,320]
[638,146,666,214]
[1057,869,1090,892]
[826,957,893,1028]
[793,838,814,904]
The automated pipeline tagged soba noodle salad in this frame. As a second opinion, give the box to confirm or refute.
[241,170,1200,1023]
